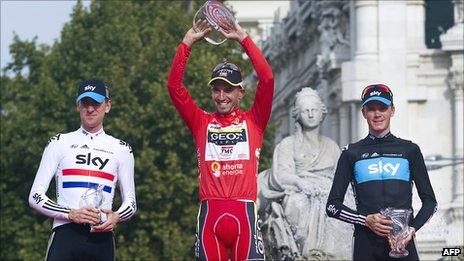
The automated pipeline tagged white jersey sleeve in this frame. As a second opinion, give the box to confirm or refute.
[28,134,71,220]
[115,140,137,221]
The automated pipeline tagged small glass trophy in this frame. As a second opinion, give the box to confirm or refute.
[193,0,236,45]
[79,185,106,224]
[381,208,413,258]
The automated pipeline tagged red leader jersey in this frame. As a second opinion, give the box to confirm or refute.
[167,36,274,202]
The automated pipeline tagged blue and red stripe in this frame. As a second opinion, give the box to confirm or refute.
[62,182,112,193]
[62,168,115,181]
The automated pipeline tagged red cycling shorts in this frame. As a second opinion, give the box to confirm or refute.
[195,199,265,261]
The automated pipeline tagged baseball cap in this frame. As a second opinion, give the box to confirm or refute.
[207,61,243,88]
[361,84,393,106]
[76,78,110,103]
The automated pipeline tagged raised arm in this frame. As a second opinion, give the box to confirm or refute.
[220,21,274,131]
[166,20,211,131]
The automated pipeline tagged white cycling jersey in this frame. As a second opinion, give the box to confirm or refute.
[28,127,137,229]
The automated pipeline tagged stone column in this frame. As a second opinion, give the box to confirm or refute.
[440,0,464,247]
[355,0,378,59]
[406,0,426,51]
[341,0,379,141]
[405,0,427,97]
[339,104,350,146]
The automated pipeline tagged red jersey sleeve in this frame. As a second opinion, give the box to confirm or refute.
[241,36,274,132]
[167,42,205,132]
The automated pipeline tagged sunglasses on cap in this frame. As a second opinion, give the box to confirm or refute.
[213,62,241,72]
[361,84,393,100]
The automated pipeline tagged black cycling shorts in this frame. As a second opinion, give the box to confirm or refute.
[46,223,115,261]
[353,227,419,261]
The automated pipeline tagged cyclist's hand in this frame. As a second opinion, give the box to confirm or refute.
[90,209,120,233]
[400,227,416,248]
[182,19,212,47]
[69,206,100,225]
[365,213,393,237]
[218,21,247,42]
[387,227,415,250]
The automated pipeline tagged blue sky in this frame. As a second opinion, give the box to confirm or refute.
[1,1,90,69]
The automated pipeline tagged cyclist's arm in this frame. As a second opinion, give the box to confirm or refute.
[242,36,274,132]
[115,143,136,222]
[410,144,437,231]
[326,149,367,226]
[167,42,205,132]
[28,135,71,220]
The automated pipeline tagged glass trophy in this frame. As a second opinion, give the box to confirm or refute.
[79,184,106,224]
[193,0,236,45]
[381,208,413,258]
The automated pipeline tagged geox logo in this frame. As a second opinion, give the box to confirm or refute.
[370,90,381,96]
[207,129,247,146]
[84,85,96,91]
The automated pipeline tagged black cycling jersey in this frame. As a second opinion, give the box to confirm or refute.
[326,133,437,231]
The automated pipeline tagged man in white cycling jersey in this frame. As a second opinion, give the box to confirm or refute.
[28,78,137,260]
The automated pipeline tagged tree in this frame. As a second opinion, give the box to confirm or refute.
[0,1,274,260]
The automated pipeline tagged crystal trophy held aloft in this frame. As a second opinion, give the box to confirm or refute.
[79,184,107,224]
[193,0,236,45]
[381,208,413,258]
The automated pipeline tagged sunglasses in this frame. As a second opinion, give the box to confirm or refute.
[213,62,241,72]
[361,84,392,100]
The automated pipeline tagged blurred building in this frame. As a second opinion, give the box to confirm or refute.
[252,0,463,259]
[227,1,290,43]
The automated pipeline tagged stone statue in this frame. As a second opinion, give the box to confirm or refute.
[316,5,350,76]
[258,88,354,260]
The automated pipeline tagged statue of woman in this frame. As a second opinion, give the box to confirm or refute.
[258,87,353,260]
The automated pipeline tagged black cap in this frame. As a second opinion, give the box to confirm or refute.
[208,61,243,88]
[361,84,393,106]
[76,78,110,103]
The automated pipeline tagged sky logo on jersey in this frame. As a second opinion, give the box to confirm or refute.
[368,161,400,175]
[354,157,410,184]
[75,153,109,170]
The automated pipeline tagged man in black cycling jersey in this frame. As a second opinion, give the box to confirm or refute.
[326,84,437,260]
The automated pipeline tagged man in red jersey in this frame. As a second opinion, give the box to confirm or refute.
[167,20,274,261]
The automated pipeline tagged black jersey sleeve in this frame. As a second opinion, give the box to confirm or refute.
[409,144,437,230]
[326,149,366,226]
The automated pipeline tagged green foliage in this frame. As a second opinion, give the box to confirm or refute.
[0,1,274,260]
